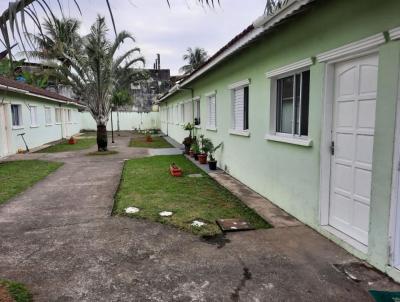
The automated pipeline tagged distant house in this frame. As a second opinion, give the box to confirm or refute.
[158,0,400,282]
[0,76,83,157]
[131,68,172,113]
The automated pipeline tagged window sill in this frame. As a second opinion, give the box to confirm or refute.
[45,124,53,127]
[206,127,217,132]
[265,134,313,147]
[30,125,39,128]
[194,125,202,129]
[229,129,250,137]
[12,126,24,130]
[55,122,61,125]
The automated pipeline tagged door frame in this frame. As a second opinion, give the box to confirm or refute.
[319,48,380,254]
[389,62,400,270]
[0,104,11,157]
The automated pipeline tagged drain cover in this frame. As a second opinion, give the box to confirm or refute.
[216,219,254,232]
[188,174,203,178]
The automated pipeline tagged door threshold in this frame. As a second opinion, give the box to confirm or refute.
[322,225,368,254]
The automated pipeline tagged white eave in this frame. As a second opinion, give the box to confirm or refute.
[159,0,313,103]
[0,84,85,108]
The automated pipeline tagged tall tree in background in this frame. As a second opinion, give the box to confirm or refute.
[179,47,209,74]
[27,16,82,67]
[56,16,144,151]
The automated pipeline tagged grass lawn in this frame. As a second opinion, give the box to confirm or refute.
[0,160,62,205]
[129,135,173,149]
[0,280,32,302]
[37,138,96,153]
[114,155,270,236]
[0,279,32,302]
[87,150,118,156]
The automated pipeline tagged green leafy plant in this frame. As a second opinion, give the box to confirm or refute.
[21,71,49,88]
[191,138,200,154]
[207,141,223,162]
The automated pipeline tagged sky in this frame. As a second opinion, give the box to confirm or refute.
[1,0,266,75]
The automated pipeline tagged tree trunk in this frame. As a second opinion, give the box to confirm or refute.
[97,124,108,151]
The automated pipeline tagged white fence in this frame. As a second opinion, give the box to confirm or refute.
[80,111,160,131]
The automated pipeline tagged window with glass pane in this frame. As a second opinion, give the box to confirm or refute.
[276,70,310,136]
[11,104,22,127]
[194,99,200,125]
[55,108,61,123]
[45,107,52,125]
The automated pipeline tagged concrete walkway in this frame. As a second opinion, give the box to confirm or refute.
[0,134,399,301]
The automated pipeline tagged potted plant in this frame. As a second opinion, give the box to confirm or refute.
[198,135,211,164]
[68,136,77,145]
[182,123,194,154]
[191,139,200,160]
[146,132,153,142]
[170,163,183,177]
[207,141,223,170]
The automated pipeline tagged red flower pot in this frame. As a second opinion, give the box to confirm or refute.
[170,163,182,177]
[68,137,76,145]
[146,136,153,142]
[198,153,207,164]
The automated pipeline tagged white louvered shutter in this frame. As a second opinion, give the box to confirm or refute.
[233,88,244,131]
[208,95,216,128]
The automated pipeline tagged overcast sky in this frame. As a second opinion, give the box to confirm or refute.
[2,0,266,75]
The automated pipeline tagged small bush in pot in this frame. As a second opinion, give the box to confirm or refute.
[192,140,200,160]
[198,135,211,164]
[206,141,223,170]
[182,123,194,154]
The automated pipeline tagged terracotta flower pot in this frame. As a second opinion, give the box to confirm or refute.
[68,137,76,145]
[189,150,194,157]
[146,136,153,142]
[170,163,182,177]
[198,153,207,164]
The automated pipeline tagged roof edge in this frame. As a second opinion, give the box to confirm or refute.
[158,0,314,103]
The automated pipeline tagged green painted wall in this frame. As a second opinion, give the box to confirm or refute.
[0,91,81,157]
[160,0,400,280]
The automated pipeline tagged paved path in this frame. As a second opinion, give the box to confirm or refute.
[0,135,399,301]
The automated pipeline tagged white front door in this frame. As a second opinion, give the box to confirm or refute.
[329,53,379,246]
[0,104,10,157]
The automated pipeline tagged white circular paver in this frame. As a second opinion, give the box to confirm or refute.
[191,220,206,227]
[159,211,173,217]
[125,207,140,214]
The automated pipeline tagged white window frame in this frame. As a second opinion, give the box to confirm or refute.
[45,106,53,126]
[205,91,217,131]
[11,104,23,129]
[229,79,250,137]
[29,105,39,128]
[265,58,313,147]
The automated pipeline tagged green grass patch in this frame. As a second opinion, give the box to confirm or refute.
[129,136,173,149]
[87,150,118,156]
[37,138,96,153]
[0,160,62,205]
[0,279,32,302]
[114,155,270,236]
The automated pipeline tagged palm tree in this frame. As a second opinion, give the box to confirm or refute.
[28,16,82,66]
[179,47,209,74]
[56,16,144,151]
